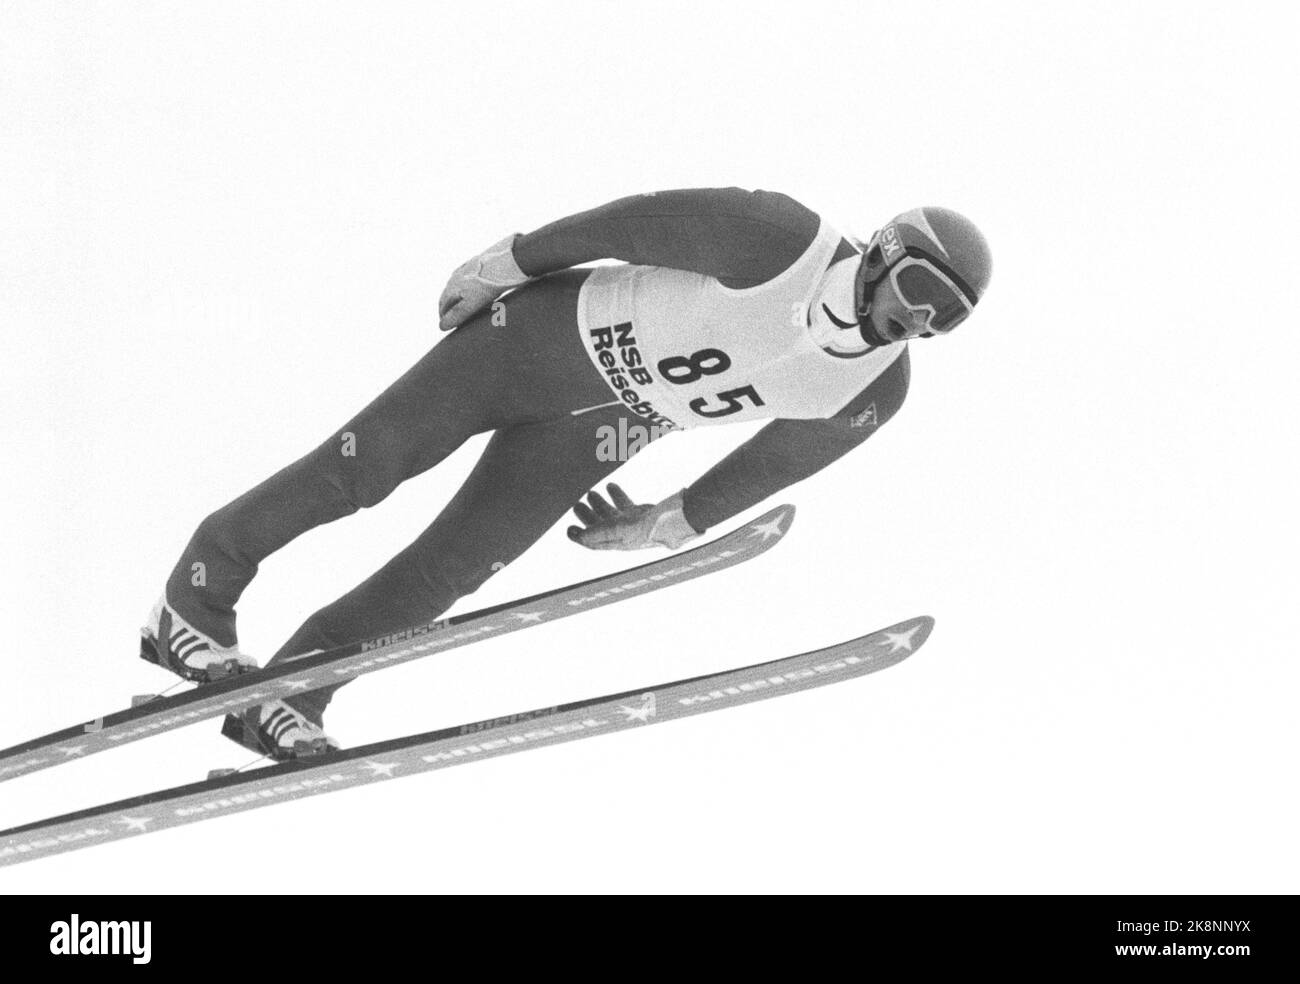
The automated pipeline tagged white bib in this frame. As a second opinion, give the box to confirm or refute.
[575,218,906,431]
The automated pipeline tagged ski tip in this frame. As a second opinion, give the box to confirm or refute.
[848,615,936,665]
[741,503,795,542]
[880,615,935,656]
[808,616,936,672]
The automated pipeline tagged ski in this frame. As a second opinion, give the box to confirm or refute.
[0,504,794,784]
[0,615,932,867]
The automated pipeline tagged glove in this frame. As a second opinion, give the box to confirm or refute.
[438,233,531,331]
[567,484,702,551]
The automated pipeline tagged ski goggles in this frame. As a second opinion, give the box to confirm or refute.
[855,235,979,336]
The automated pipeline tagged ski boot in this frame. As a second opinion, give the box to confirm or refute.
[221,700,340,761]
[139,595,259,683]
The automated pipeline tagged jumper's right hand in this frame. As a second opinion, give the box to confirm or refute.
[567,485,701,551]
[438,233,531,331]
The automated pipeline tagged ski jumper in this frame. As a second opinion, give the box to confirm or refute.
[165,188,912,723]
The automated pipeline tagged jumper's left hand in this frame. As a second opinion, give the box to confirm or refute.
[567,484,701,551]
[438,234,531,331]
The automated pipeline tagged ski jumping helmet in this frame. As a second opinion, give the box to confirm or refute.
[853,206,992,347]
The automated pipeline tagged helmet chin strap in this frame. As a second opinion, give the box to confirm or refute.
[853,232,892,350]
[854,266,893,348]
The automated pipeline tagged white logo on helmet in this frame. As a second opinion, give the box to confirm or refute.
[879,224,903,260]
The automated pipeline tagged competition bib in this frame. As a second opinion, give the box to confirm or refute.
[575,218,906,431]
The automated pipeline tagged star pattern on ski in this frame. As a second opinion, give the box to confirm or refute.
[361,760,400,778]
[117,815,153,832]
[878,625,922,653]
[56,745,87,757]
[617,694,656,723]
[509,611,546,623]
[748,512,787,542]
[282,678,316,691]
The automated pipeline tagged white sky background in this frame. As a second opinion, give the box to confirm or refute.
[1,1,1296,893]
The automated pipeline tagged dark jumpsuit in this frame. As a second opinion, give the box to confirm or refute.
[163,188,912,724]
